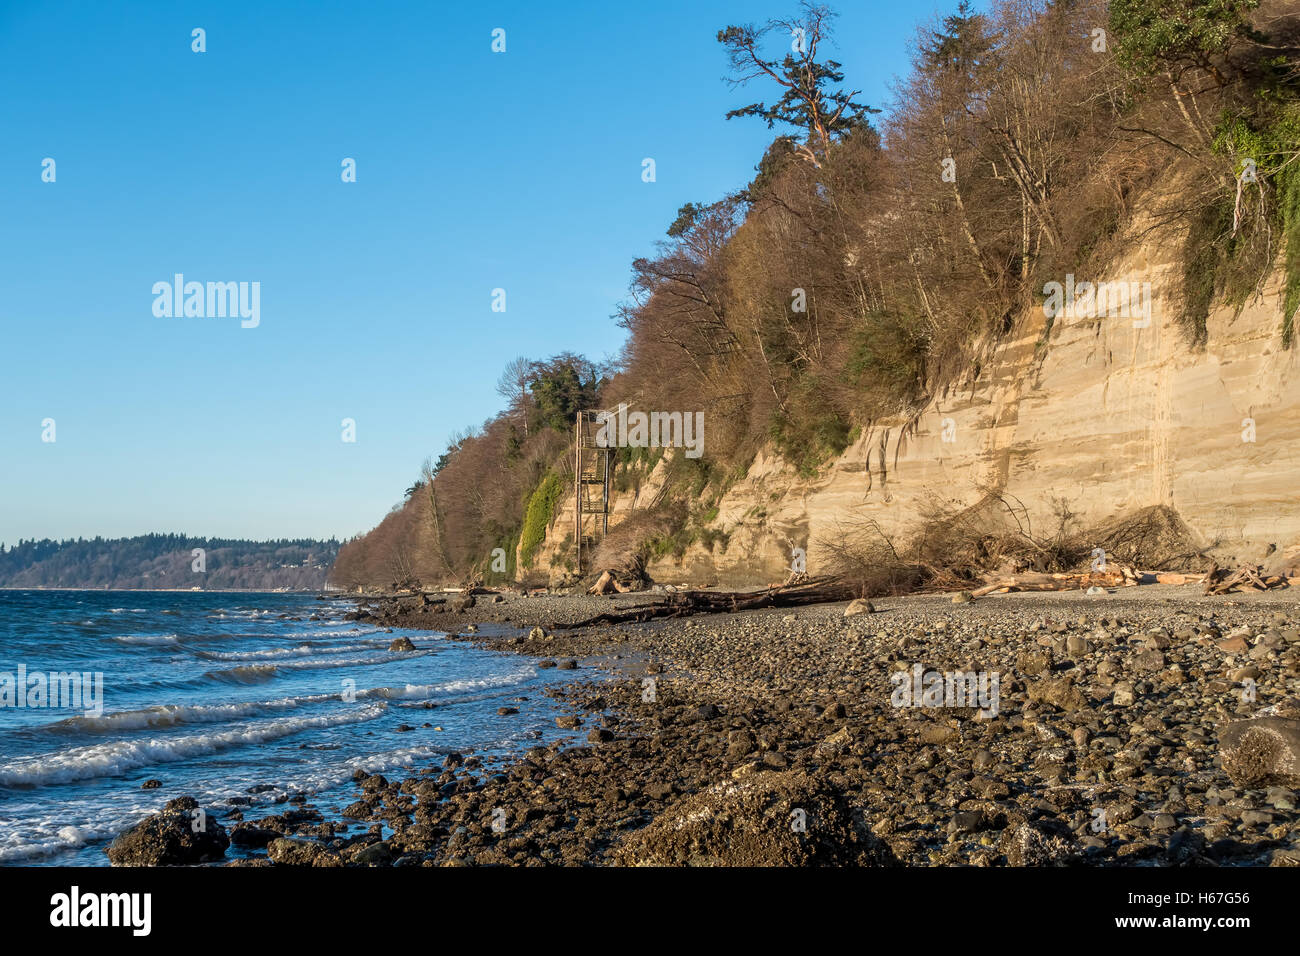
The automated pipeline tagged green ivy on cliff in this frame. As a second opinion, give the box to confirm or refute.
[519,473,564,569]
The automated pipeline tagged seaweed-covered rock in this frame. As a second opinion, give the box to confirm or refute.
[106,797,229,866]
[614,771,896,866]
[1003,819,1081,867]
[1220,717,1300,788]
[266,837,342,867]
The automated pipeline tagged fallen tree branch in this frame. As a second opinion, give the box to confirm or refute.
[562,561,1296,626]
[969,564,1140,597]
[1202,564,1291,595]
[557,575,860,628]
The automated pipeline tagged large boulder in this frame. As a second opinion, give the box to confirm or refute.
[1220,717,1300,788]
[614,771,896,867]
[843,598,874,618]
[106,796,229,866]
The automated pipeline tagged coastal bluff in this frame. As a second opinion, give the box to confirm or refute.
[527,236,1300,588]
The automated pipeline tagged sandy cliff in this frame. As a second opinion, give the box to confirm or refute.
[531,231,1300,587]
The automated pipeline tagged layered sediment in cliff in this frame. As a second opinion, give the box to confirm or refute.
[531,232,1300,588]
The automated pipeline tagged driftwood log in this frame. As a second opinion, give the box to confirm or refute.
[587,570,641,595]
[973,564,1297,597]
[562,562,1297,628]
[1202,564,1291,595]
[970,564,1140,597]
[558,575,860,629]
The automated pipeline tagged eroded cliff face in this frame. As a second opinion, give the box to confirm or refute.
[518,452,674,581]
[529,236,1300,588]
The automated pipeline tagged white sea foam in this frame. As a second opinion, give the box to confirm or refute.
[426,670,535,694]
[0,824,118,862]
[204,651,435,682]
[0,705,388,787]
[280,650,437,670]
[196,640,387,662]
[0,739,455,861]
[370,669,535,700]
[40,692,340,734]
[112,633,180,646]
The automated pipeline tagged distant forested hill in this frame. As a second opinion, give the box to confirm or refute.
[0,534,339,590]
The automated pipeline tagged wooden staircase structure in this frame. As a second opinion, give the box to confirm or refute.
[574,410,613,574]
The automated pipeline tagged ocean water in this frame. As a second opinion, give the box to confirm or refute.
[0,589,574,865]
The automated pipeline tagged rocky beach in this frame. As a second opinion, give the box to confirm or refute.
[110,585,1300,867]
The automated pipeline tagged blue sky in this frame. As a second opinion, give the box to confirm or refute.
[0,0,964,544]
